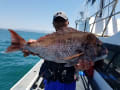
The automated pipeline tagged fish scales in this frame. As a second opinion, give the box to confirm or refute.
[25,31,88,60]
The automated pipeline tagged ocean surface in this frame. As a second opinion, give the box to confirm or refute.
[0,29,47,90]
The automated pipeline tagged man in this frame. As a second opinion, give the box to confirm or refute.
[25,11,94,90]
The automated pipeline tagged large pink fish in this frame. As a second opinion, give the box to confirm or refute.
[6,28,107,67]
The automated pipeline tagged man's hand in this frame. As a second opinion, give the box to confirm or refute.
[74,60,94,70]
[27,39,37,44]
[23,39,37,57]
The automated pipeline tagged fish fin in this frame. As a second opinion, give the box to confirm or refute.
[6,29,26,53]
[64,52,84,60]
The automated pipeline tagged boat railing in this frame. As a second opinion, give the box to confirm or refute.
[89,0,118,37]
[76,0,120,37]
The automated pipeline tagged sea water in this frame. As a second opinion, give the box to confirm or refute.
[0,29,47,90]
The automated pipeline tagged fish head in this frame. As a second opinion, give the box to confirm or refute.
[83,33,108,61]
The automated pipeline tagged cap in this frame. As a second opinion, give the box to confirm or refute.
[53,11,68,21]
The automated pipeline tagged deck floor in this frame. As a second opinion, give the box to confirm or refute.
[31,75,93,90]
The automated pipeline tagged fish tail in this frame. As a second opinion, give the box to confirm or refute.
[6,29,26,53]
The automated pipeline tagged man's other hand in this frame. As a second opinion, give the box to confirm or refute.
[74,60,94,70]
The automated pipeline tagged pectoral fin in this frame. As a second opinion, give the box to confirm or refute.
[64,52,84,60]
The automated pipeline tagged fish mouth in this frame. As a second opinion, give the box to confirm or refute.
[94,54,108,62]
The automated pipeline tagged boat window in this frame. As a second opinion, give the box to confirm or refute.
[105,50,120,73]
[95,43,120,89]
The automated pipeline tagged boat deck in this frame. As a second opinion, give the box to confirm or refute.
[10,59,112,90]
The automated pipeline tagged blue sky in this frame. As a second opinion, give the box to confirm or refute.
[0,0,86,33]
[0,0,120,33]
